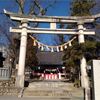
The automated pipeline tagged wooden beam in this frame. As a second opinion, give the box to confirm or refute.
[10,27,95,35]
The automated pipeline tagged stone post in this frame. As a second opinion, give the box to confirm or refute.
[50,22,56,29]
[78,22,90,100]
[16,20,28,88]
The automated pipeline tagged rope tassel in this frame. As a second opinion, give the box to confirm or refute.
[46,46,50,51]
[38,43,41,48]
[33,40,37,46]
[56,46,59,52]
[69,42,72,46]
[60,46,63,51]
[41,46,44,51]
[64,45,67,49]
[51,47,54,52]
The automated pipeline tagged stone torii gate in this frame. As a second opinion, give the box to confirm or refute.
[4,9,100,100]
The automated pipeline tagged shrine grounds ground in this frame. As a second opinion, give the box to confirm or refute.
[0,96,71,100]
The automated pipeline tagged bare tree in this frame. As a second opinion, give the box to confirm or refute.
[0,0,57,69]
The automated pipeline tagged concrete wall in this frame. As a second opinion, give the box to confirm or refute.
[92,60,100,100]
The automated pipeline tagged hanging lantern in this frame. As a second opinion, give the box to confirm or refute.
[69,42,72,46]
[33,40,37,46]
[64,45,67,49]
[56,46,59,52]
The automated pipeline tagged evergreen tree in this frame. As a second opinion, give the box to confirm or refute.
[26,36,38,67]
[63,0,99,81]
[71,0,96,16]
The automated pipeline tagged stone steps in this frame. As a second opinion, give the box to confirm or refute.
[23,88,83,98]
[23,82,84,100]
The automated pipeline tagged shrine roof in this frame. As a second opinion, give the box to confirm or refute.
[37,51,64,65]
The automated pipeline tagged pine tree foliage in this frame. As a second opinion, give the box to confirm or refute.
[26,35,38,67]
[63,39,98,68]
[71,0,96,16]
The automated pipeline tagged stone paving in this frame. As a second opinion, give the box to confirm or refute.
[0,96,61,100]
[23,81,84,100]
[0,95,83,100]
[0,80,84,100]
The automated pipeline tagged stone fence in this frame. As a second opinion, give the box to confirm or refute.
[0,67,20,96]
[0,67,11,80]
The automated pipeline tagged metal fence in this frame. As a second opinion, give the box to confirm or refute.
[0,67,11,80]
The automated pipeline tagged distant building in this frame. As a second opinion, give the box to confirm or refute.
[37,51,64,66]
[30,51,65,80]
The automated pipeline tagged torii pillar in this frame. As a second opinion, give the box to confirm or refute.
[78,22,89,100]
[16,20,28,88]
